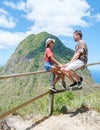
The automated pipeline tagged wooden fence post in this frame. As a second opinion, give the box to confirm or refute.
[49,91,54,116]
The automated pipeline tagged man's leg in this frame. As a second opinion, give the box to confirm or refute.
[69,70,83,88]
[70,70,81,82]
[58,72,67,89]
[60,67,76,84]
[61,73,65,83]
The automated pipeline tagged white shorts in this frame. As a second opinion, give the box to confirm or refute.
[68,59,84,71]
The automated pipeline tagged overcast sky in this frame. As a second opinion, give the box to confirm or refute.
[0,0,100,70]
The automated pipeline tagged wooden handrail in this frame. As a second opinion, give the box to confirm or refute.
[86,62,100,67]
[0,62,100,80]
[0,69,54,120]
[0,70,47,79]
[0,61,100,120]
[0,91,50,120]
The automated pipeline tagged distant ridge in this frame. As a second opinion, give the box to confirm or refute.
[0,32,94,115]
[0,31,94,90]
[1,32,74,74]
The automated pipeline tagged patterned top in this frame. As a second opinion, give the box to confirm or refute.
[75,40,88,64]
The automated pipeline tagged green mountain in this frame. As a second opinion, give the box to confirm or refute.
[0,32,94,116]
[2,32,74,74]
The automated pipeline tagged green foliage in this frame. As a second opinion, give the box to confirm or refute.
[0,31,96,119]
[0,66,3,73]
[53,87,100,115]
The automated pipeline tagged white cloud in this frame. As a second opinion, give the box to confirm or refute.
[1,0,99,50]
[0,0,99,66]
[4,0,91,36]
[0,30,29,49]
[95,14,100,21]
[23,0,91,36]
[3,1,27,11]
[0,8,16,28]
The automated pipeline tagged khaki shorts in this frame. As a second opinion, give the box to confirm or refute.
[68,59,84,71]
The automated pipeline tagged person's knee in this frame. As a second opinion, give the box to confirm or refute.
[70,70,75,74]
[60,67,69,73]
[50,68,58,73]
[60,68,65,73]
[57,73,61,78]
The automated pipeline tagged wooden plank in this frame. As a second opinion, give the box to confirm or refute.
[49,92,54,115]
[0,91,49,120]
[0,61,100,80]
[0,70,47,79]
[50,84,100,94]
[86,62,100,67]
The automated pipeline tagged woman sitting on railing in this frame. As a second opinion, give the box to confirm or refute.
[44,38,66,92]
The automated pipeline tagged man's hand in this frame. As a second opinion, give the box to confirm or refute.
[56,64,63,68]
[61,63,69,68]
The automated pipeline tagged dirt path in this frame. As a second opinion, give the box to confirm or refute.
[5,110,100,130]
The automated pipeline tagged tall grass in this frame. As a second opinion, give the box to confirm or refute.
[0,83,100,119]
[54,88,100,114]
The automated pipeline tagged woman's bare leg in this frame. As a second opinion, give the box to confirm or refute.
[50,67,61,87]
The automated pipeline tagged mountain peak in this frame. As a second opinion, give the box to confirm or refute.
[2,32,74,74]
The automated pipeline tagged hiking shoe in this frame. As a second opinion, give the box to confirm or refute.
[59,82,66,89]
[68,81,77,89]
[77,77,83,89]
[49,86,58,92]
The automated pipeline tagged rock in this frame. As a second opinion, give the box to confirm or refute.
[60,105,68,114]
[0,119,11,130]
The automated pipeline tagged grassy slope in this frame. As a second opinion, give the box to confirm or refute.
[0,32,97,119]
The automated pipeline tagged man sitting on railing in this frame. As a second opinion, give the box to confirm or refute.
[60,30,88,89]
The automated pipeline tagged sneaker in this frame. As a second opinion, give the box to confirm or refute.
[77,77,83,89]
[68,81,77,89]
[49,86,58,92]
[59,82,66,89]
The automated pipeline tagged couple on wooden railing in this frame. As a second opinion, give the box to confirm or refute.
[44,30,88,92]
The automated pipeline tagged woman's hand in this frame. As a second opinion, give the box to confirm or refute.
[56,64,63,68]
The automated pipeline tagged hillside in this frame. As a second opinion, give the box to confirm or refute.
[0,32,94,118]
[1,32,74,74]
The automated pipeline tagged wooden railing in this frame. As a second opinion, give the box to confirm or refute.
[0,62,100,120]
[0,70,55,120]
[86,62,100,67]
